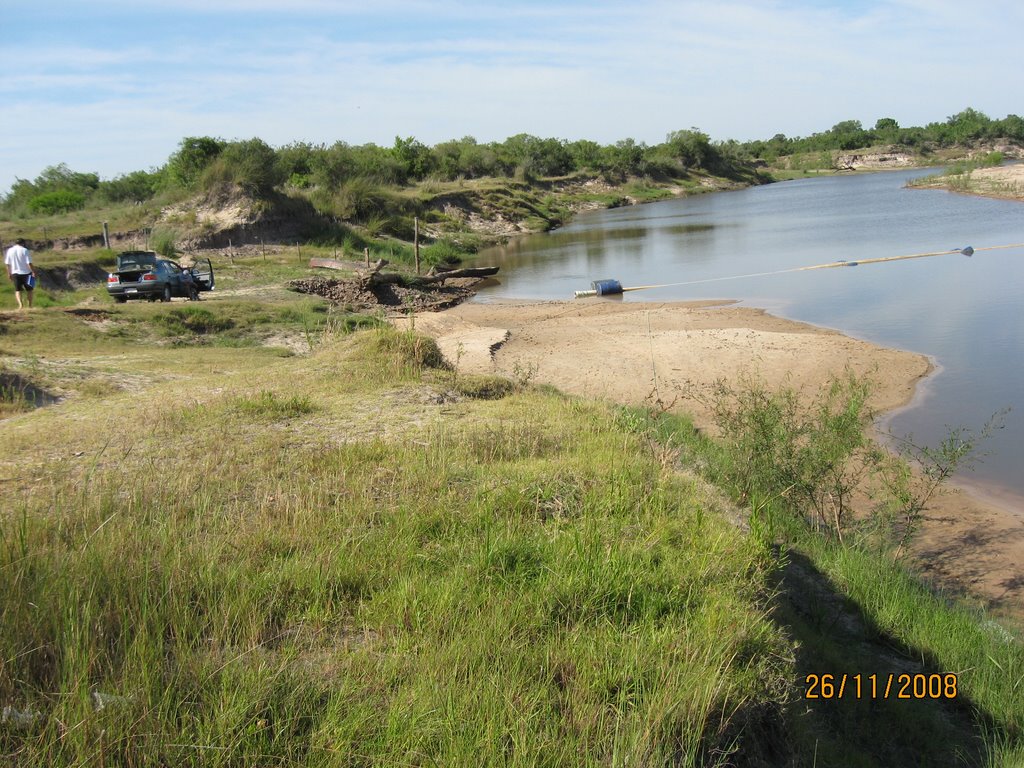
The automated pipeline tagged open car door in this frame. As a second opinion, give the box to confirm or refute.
[190,258,215,293]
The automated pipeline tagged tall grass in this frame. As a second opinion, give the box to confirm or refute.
[0,326,791,766]
[617,376,1024,765]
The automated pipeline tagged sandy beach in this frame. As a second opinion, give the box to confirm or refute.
[403,298,1024,619]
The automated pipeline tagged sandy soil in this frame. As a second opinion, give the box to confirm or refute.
[925,161,1024,202]
[402,298,1024,620]
[965,162,1024,196]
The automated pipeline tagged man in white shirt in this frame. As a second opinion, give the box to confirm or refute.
[5,238,36,309]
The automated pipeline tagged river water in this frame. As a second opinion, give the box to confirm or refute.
[476,169,1024,503]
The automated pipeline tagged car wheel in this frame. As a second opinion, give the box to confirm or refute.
[161,285,172,302]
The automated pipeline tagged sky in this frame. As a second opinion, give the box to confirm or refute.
[2,0,1021,193]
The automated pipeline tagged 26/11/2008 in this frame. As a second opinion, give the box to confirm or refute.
[804,673,957,700]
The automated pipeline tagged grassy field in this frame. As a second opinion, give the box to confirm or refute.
[1,259,1022,766]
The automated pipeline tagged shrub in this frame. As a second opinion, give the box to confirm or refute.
[423,238,472,266]
[216,138,285,198]
[167,136,226,189]
[230,390,316,419]
[710,373,875,541]
[155,307,235,336]
[27,189,86,215]
[372,327,448,370]
[453,374,517,400]
[150,229,178,258]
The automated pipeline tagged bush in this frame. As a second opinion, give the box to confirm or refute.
[423,238,472,266]
[330,178,391,221]
[99,170,162,203]
[27,189,86,215]
[230,390,316,419]
[217,138,285,198]
[155,307,235,336]
[710,373,876,541]
[453,374,516,400]
[150,229,178,258]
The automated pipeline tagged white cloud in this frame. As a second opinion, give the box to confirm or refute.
[2,0,1021,191]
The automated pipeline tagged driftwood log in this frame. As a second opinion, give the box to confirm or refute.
[357,259,392,290]
[311,257,498,289]
[420,266,499,283]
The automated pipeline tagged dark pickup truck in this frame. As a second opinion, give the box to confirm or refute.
[107,251,214,303]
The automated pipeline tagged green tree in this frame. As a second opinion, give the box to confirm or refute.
[946,108,991,143]
[665,129,713,170]
[392,136,434,180]
[27,189,87,215]
[311,142,356,190]
[498,134,573,178]
[567,139,602,171]
[0,163,99,212]
[995,114,1024,141]
[873,117,900,144]
[352,143,407,185]
[827,120,869,150]
[99,170,163,203]
[214,138,284,198]
[600,139,647,180]
[167,136,226,189]
[276,142,319,187]
[35,163,100,194]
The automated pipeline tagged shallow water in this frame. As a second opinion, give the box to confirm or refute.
[476,169,1024,501]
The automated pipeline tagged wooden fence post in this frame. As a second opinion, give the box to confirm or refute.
[414,216,420,275]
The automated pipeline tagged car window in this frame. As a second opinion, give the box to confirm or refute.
[118,253,158,271]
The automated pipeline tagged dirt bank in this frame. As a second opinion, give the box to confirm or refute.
[401,298,1024,619]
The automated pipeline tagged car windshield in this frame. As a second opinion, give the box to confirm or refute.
[117,253,158,271]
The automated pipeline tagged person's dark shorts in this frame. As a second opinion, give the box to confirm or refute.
[12,273,33,291]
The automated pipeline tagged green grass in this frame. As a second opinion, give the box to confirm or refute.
[614,392,1024,766]
[2,264,1023,766]
[0,323,791,766]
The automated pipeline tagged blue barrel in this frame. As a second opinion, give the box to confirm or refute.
[591,279,623,296]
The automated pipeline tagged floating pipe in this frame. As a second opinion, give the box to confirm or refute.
[573,243,1024,298]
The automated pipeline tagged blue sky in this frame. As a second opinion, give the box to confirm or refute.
[2,0,1021,192]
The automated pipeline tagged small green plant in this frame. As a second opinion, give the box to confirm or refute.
[510,359,538,388]
[707,372,882,541]
[878,408,1010,558]
[364,326,449,377]
[150,229,178,258]
[453,374,516,400]
[155,307,235,336]
[0,373,35,415]
[230,390,316,419]
[705,372,1003,550]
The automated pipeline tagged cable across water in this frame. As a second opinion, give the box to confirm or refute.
[573,243,1024,298]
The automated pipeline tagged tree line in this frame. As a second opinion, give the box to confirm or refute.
[746,108,1024,161]
[3,108,1021,216]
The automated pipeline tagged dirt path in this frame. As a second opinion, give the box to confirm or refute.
[402,298,1024,620]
